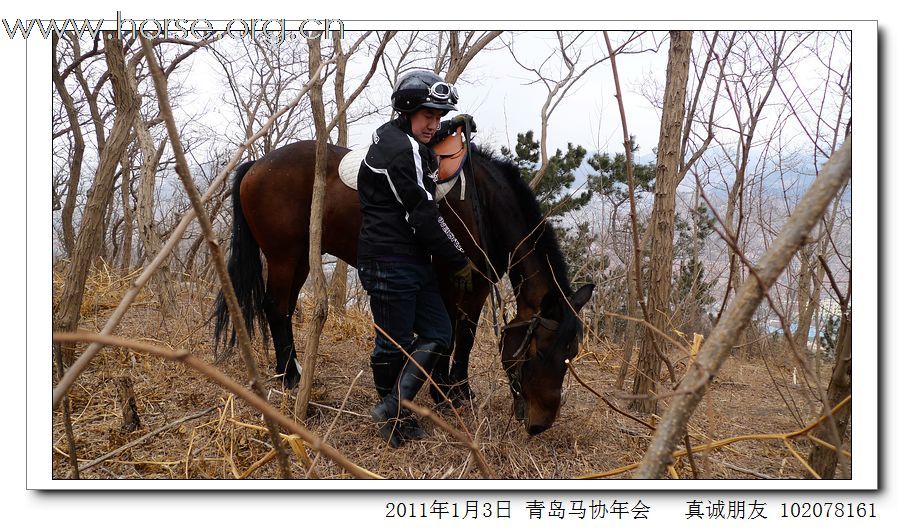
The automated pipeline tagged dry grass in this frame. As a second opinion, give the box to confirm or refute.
[52,265,845,480]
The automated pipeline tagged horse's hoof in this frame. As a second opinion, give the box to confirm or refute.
[283,371,301,390]
[431,385,467,408]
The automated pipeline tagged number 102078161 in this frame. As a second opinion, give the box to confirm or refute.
[781,502,876,518]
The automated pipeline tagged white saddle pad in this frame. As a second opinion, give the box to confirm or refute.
[338,147,369,190]
[338,147,464,201]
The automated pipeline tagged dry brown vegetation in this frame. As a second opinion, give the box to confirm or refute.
[52,264,844,480]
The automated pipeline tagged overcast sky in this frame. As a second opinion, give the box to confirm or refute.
[172,28,851,198]
[340,31,670,159]
[177,31,673,166]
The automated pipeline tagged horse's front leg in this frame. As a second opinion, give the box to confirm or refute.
[448,310,479,404]
[428,312,475,407]
[432,283,491,406]
[429,344,454,404]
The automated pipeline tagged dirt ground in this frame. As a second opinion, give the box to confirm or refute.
[51,272,848,481]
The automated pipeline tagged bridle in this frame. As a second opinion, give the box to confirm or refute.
[500,314,559,398]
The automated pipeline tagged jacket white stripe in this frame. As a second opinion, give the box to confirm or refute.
[364,159,409,223]
[407,136,434,201]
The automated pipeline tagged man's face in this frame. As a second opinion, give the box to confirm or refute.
[409,108,444,143]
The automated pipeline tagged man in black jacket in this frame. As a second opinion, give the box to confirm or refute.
[357,70,476,448]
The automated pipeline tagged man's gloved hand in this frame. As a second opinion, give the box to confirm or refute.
[450,114,477,133]
[452,261,474,292]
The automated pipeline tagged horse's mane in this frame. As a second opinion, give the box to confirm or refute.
[472,145,573,297]
[472,145,583,354]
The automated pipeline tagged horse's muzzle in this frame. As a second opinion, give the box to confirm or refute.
[527,423,551,436]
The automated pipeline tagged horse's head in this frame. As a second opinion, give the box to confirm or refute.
[500,284,594,435]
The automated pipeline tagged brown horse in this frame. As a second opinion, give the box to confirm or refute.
[213,139,594,434]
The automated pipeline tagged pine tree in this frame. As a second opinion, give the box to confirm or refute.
[501,130,592,219]
[672,204,716,334]
[586,137,656,201]
[820,314,840,357]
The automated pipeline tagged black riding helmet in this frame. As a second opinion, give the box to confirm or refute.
[391,70,458,114]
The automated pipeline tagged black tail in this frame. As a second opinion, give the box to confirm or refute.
[213,160,268,358]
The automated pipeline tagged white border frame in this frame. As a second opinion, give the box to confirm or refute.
[23,19,877,491]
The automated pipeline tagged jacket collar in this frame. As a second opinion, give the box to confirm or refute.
[391,115,413,137]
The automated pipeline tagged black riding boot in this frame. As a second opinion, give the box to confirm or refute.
[371,359,403,399]
[371,341,441,448]
[373,355,428,442]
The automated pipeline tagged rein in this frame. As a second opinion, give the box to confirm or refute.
[463,121,502,338]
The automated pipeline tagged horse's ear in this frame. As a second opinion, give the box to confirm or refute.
[569,284,595,313]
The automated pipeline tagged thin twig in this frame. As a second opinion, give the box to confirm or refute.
[818,254,849,307]
[564,359,655,431]
[711,459,775,479]
[78,406,218,473]
[402,400,494,479]
[306,370,363,478]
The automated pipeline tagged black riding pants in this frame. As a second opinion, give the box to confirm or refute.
[357,258,453,369]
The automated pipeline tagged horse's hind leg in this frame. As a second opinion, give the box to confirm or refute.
[263,258,306,389]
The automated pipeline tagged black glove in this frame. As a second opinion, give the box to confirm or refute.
[450,114,477,133]
[452,261,474,292]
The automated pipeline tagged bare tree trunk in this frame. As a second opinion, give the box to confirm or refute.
[70,45,106,154]
[134,120,166,262]
[329,261,350,315]
[633,135,851,478]
[53,342,79,478]
[321,31,394,318]
[631,31,692,413]
[126,56,177,308]
[794,243,815,349]
[114,376,141,432]
[120,151,133,271]
[616,253,641,390]
[719,170,746,314]
[53,35,86,257]
[328,31,350,317]
[295,37,331,419]
[616,283,635,388]
[806,306,851,478]
[55,33,139,366]
[101,187,118,263]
